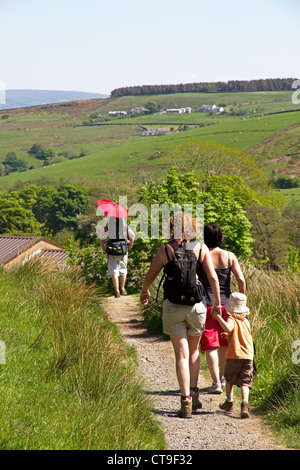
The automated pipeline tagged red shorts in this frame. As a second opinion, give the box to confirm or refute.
[200,305,229,353]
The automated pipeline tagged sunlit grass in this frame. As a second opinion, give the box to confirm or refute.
[0,259,166,450]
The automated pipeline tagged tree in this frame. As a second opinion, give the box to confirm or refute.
[3,152,28,174]
[32,185,58,229]
[17,184,41,209]
[145,101,160,114]
[0,197,41,235]
[28,143,55,162]
[46,184,89,234]
[164,141,266,191]
[140,167,253,259]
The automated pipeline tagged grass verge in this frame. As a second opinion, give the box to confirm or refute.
[0,259,166,450]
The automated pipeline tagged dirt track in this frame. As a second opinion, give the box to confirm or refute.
[102,295,290,451]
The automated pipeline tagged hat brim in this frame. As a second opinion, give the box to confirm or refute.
[227,307,249,314]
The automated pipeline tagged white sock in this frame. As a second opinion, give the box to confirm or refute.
[227,392,233,402]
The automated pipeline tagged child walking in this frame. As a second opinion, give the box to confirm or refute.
[212,292,253,418]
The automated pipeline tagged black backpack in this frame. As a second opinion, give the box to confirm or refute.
[157,240,204,306]
[106,217,128,256]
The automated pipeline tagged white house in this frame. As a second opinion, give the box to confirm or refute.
[166,107,192,114]
[131,107,149,114]
[197,104,223,112]
[108,110,127,117]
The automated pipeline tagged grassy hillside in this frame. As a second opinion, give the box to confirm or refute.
[0,91,300,187]
[0,259,165,450]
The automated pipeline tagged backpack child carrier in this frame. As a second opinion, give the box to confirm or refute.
[157,240,205,306]
[106,217,128,256]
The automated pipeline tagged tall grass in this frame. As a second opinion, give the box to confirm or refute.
[238,263,300,448]
[0,259,165,450]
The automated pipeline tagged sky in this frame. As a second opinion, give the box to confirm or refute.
[0,0,299,96]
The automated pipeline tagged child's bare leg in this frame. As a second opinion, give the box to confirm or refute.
[241,385,249,402]
[226,381,234,402]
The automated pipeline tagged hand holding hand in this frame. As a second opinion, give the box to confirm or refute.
[220,331,229,340]
[212,304,222,318]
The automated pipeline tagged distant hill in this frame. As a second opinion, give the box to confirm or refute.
[0,89,108,110]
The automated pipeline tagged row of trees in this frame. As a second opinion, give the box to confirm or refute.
[111,78,297,97]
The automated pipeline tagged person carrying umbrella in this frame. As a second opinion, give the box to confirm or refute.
[97,200,135,298]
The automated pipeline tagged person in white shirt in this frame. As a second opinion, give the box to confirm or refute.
[98,216,135,297]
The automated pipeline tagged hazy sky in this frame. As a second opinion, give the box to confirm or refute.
[1,0,299,95]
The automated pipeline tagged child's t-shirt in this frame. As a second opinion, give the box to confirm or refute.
[226,316,253,360]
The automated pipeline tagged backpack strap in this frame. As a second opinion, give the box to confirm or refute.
[164,243,171,263]
[155,243,168,303]
[197,242,209,299]
[155,271,166,303]
[198,242,202,260]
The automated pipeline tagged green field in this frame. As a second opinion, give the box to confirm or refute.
[1,91,300,187]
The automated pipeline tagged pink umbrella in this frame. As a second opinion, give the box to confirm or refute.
[97,199,129,218]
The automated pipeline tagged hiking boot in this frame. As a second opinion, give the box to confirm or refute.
[115,291,121,298]
[191,388,202,411]
[120,288,127,296]
[208,382,222,394]
[219,400,234,413]
[178,397,192,419]
[241,402,250,419]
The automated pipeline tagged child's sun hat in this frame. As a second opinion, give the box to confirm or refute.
[227,292,249,317]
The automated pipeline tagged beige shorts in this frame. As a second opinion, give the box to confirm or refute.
[163,299,207,337]
[107,254,128,277]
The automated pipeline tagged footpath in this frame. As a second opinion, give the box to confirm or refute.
[102,295,290,451]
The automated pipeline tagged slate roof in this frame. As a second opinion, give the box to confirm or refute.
[0,236,64,266]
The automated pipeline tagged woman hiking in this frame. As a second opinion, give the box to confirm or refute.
[140,212,221,418]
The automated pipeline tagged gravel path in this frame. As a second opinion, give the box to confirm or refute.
[102,295,289,451]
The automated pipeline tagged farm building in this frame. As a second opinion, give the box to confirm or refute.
[197,104,224,112]
[0,236,68,269]
[108,110,127,116]
[166,107,191,114]
[142,128,171,136]
[130,107,149,114]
